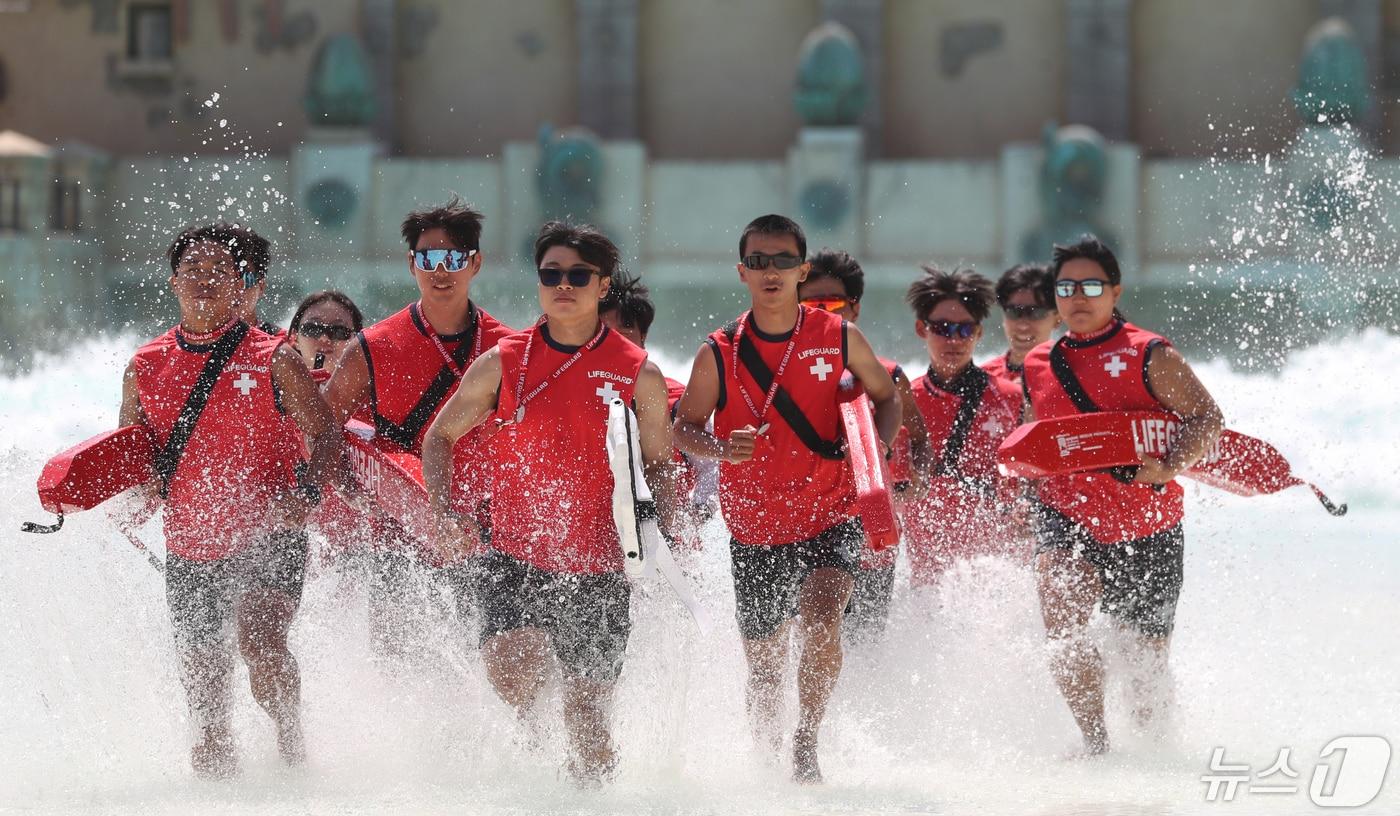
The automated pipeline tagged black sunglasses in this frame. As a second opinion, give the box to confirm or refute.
[1004,304,1054,320]
[538,266,602,287]
[742,253,804,271]
[1055,279,1110,298]
[925,319,978,339]
[296,322,354,342]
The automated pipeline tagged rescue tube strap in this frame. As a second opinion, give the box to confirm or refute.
[930,364,990,482]
[154,321,250,498]
[374,310,478,449]
[727,325,844,461]
[1048,338,1102,414]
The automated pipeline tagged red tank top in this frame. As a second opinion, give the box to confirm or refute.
[359,301,512,519]
[490,323,648,574]
[132,324,300,561]
[1023,320,1184,543]
[709,307,854,545]
[901,365,1022,583]
[981,352,1024,390]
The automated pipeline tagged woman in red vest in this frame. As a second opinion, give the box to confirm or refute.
[902,266,1024,585]
[422,221,675,786]
[119,223,341,778]
[1023,236,1222,756]
[983,262,1060,389]
[286,290,363,379]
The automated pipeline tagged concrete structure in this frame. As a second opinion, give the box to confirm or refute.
[5,1,1399,159]
[2,1,1397,354]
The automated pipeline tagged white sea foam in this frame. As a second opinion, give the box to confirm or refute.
[1,331,1397,815]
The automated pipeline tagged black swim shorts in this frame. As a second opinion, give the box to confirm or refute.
[165,528,309,649]
[729,517,862,641]
[1032,504,1185,638]
[475,549,632,683]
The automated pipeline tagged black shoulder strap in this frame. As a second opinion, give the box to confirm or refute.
[154,322,251,497]
[734,331,844,461]
[1049,337,1101,414]
[374,311,478,449]
[1049,337,1151,486]
[935,365,990,479]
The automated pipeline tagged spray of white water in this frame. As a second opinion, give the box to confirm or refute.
[1,330,1397,815]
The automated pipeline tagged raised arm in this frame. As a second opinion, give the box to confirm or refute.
[1136,345,1224,484]
[634,360,678,530]
[422,346,503,518]
[323,340,373,425]
[119,359,148,429]
[111,360,160,528]
[673,343,755,464]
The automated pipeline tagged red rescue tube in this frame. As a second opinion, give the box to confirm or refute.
[997,411,1346,516]
[34,426,156,516]
[838,379,901,550]
[340,421,437,550]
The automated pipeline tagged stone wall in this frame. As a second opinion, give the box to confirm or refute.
[2,2,1397,161]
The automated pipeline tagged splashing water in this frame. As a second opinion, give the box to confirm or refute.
[1,324,1398,816]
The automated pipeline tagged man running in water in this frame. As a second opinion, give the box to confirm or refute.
[119,222,341,777]
[902,266,1023,584]
[674,215,900,783]
[797,248,930,643]
[423,221,676,785]
[324,198,513,640]
[984,263,1060,389]
[1024,236,1222,755]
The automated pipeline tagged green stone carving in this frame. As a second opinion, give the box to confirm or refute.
[1021,123,1115,261]
[794,22,867,127]
[304,34,376,127]
[537,124,602,223]
[799,180,851,231]
[1292,18,1371,127]
[305,178,357,228]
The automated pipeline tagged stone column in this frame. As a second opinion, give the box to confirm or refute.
[360,0,397,152]
[575,0,639,139]
[1064,0,1134,141]
[1317,0,1381,138]
[822,0,883,155]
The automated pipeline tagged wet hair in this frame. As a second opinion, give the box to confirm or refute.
[289,290,364,334]
[166,221,271,283]
[401,195,485,251]
[905,264,995,324]
[805,248,865,302]
[1051,235,1121,285]
[1051,235,1126,320]
[995,263,1055,308]
[598,270,655,338]
[739,213,806,260]
[533,220,621,277]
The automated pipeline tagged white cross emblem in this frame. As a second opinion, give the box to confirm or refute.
[595,381,620,404]
[809,356,833,382]
[980,417,1003,435]
[233,372,257,396]
[1104,355,1128,378]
